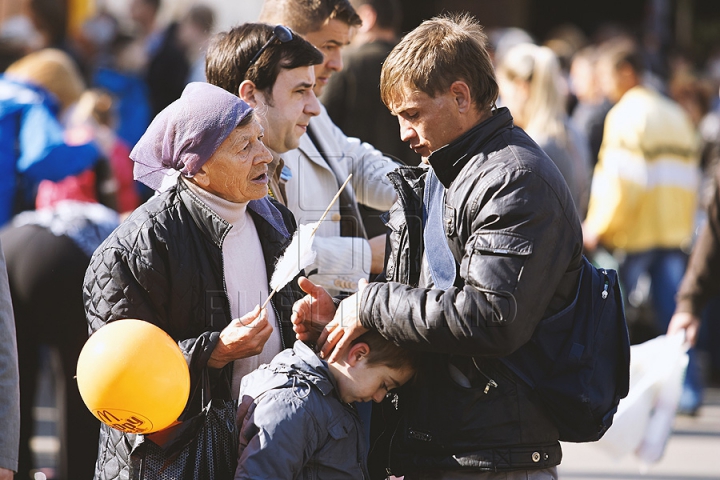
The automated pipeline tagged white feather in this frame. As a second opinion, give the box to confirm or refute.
[270,221,319,292]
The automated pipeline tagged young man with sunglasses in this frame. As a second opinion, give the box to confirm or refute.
[205,24,323,206]
[257,0,400,297]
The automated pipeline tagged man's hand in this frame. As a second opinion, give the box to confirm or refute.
[207,306,272,368]
[291,277,337,343]
[667,311,701,347]
[0,468,14,480]
[318,279,369,361]
[369,234,387,274]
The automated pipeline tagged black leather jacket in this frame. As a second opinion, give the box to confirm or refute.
[83,179,303,480]
[361,108,584,475]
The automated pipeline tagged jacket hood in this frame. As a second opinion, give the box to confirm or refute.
[264,341,337,397]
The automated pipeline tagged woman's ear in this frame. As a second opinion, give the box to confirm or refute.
[239,80,259,108]
[189,164,211,189]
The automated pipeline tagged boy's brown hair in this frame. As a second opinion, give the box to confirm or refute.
[380,13,498,114]
[351,330,420,372]
[258,0,361,35]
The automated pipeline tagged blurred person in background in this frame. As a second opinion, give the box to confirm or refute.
[668,67,720,405]
[92,32,152,150]
[668,160,720,415]
[2,200,119,480]
[542,23,587,114]
[583,37,703,414]
[1,47,129,480]
[497,42,592,219]
[0,240,18,480]
[129,0,189,117]
[178,3,215,83]
[258,0,399,295]
[34,88,141,214]
[569,45,613,168]
[0,48,101,226]
[488,26,534,67]
[24,0,86,74]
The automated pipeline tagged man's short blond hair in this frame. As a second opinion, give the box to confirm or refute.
[380,13,498,113]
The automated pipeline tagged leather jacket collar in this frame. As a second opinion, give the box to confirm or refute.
[428,107,513,188]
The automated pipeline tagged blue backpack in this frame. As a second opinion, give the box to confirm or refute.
[501,255,631,442]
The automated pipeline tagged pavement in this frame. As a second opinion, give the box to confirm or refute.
[558,388,720,480]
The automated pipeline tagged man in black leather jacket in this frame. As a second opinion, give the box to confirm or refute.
[293,13,584,479]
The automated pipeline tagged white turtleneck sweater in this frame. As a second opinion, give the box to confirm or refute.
[183,179,283,399]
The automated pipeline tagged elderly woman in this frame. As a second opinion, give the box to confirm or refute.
[496,43,592,219]
[83,82,303,479]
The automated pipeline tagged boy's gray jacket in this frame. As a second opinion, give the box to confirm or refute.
[235,341,370,479]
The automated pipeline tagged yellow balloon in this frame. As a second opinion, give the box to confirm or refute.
[76,319,190,434]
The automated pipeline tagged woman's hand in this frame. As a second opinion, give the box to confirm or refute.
[208,305,272,368]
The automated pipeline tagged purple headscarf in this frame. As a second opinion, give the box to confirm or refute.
[130,82,253,191]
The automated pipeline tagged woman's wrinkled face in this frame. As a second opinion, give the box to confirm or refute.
[196,118,273,203]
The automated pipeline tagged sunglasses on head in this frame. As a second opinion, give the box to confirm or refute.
[245,25,294,70]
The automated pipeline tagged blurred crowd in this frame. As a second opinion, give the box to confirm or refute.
[0,0,719,478]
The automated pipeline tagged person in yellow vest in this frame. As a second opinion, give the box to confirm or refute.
[583,37,703,414]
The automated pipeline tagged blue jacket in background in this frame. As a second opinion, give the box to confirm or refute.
[0,76,100,225]
[236,341,370,479]
[93,67,151,148]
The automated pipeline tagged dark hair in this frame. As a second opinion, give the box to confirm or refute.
[598,37,644,75]
[141,0,161,11]
[381,13,498,113]
[351,0,402,32]
[185,4,214,34]
[351,330,420,372]
[206,23,323,97]
[28,0,67,46]
[258,0,362,35]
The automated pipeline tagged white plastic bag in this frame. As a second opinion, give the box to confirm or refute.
[594,333,688,465]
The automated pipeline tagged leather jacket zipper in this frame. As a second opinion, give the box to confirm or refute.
[600,269,610,299]
[386,426,398,477]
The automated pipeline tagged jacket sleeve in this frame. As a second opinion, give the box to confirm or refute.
[235,389,320,479]
[360,168,583,357]
[18,103,100,182]
[306,235,372,292]
[0,241,19,472]
[676,168,720,316]
[83,241,219,370]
